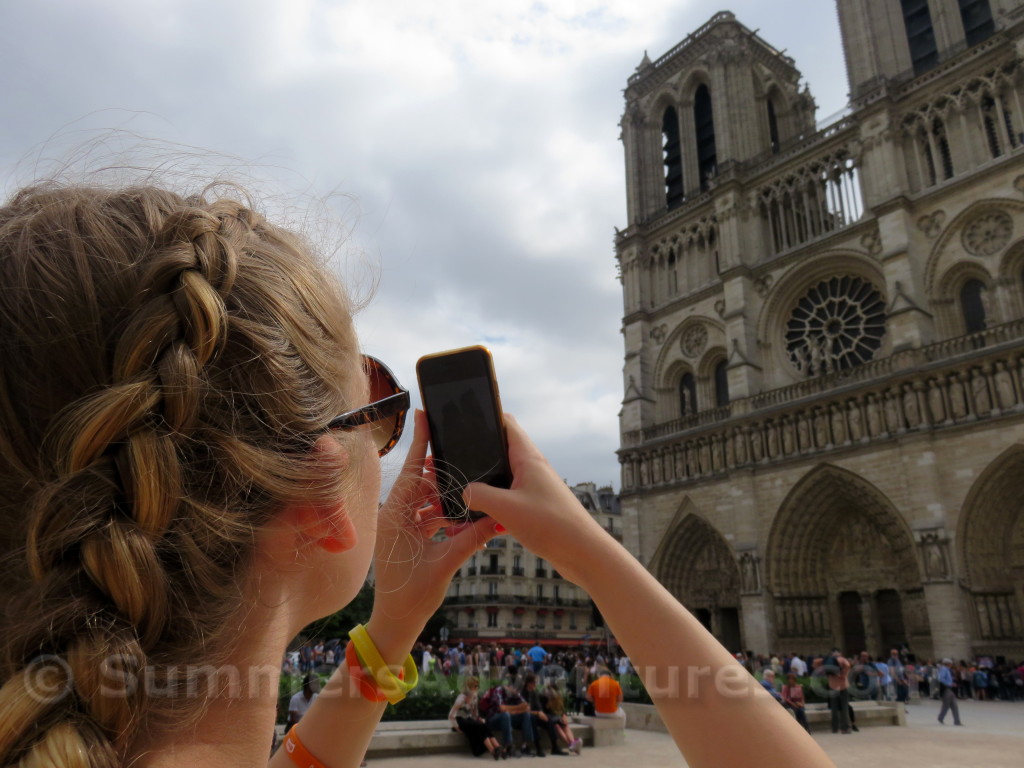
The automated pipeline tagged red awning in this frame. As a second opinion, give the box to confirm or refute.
[486,606,499,613]
[554,609,565,616]
[537,608,549,616]
[513,607,525,614]
[464,607,475,614]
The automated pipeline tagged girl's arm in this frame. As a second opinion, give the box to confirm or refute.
[466,417,835,768]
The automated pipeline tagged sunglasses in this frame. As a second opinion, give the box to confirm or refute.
[324,355,410,457]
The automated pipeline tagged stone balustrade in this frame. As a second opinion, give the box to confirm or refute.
[620,322,1024,492]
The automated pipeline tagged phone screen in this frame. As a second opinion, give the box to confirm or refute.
[417,347,512,518]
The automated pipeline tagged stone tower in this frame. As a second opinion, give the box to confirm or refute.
[617,2,1024,662]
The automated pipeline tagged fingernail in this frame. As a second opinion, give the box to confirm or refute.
[494,523,507,533]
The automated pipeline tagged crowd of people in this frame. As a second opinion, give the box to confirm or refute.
[746,647,1024,734]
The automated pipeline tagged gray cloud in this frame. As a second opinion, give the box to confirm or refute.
[0,0,845,491]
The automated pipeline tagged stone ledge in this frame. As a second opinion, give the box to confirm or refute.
[363,718,603,758]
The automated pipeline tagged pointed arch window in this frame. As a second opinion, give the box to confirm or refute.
[662,107,684,209]
[767,99,781,154]
[960,279,988,334]
[714,360,730,407]
[901,0,939,76]
[679,372,698,416]
[959,0,995,48]
[694,84,717,191]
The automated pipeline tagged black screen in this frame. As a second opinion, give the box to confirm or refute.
[418,349,512,518]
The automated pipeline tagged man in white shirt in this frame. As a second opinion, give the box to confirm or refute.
[287,675,319,728]
[789,653,807,677]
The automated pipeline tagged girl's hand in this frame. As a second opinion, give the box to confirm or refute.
[366,411,497,659]
[462,415,613,586]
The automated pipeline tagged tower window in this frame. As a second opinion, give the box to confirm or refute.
[694,84,717,190]
[901,0,939,75]
[662,107,684,208]
[714,360,730,407]
[680,372,698,415]
[959,0,995,48]
[767,99,780,154]
[960,279,988,334]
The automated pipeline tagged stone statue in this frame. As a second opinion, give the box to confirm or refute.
[674,448,685,479]
[733,427,748,464]
[847,400,864,441]
[622,459,635,489]
[681,386,692,415]
[739,553,760,593]
[699,439,711,474]
[972,368,992,415]
[750,429,764,462]
[794,417,811,454]
[884,389,902,432]
[651,452,662,484]
[949,373,968,419]
[766,421,780,457]
[903,383,921,427]
[830,403,847,444]
[782,417,796,454]
[866,393,883,436]
[814,407,829,447]
[927,378,946,423]
[711,436,723,472]
[994,360,1016,410]
[920,532,949,580]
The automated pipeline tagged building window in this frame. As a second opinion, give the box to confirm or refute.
[901,0,939,76]
[488,581,498,597]
[960,0,995,48]
[786,276,887,377]
[960,279,988,334]
[714,360,730,407]
[537,584,544,599]
[767,99,780,153]
[487,612,498,628]
[662,107,684,208]
[679,372,698,415]
[694,84,717,190]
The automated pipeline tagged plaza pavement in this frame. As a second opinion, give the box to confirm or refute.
[364,699,1023,767]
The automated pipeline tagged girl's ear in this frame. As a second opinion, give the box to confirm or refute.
[284,435,358,554]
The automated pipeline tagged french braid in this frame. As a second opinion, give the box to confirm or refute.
[0,184,361,766]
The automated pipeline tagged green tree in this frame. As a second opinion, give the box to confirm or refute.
[299,580,375,641]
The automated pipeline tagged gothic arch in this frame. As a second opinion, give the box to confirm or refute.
[955,445,1024,649]
[933,260,996,336]
[957,444,1024,590]
[996,238,1024,318]
[766,464,920,596]
[923,198,1024,294]
[766,464,924,655]
[755,253,888,386]
[654,316,724,388]
[648,505,742,648]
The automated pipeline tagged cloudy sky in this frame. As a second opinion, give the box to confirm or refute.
[0,1,847,491]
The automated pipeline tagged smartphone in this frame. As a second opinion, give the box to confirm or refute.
[416,346,513,519]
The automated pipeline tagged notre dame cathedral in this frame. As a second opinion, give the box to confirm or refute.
[616,0,1024,663]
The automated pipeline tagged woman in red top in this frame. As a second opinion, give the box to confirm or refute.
[782,673,810,733]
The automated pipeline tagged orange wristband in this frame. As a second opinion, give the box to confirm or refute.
[345,639,388,702]
[283,726,327,768]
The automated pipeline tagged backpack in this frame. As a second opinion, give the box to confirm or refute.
[479,686,501,719]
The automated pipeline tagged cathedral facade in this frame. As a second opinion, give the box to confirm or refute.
[616,0,1024,662]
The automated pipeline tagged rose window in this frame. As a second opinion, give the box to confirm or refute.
[785,276,886,377]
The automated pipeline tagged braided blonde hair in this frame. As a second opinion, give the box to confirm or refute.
[0,183,362,766]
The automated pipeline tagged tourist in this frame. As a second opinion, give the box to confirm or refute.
[0,178,831,768]
[449,677,503,760]
[543,682,583,755]
[782,673,811,733]
[937,658,963,725]
[586,667,626,725]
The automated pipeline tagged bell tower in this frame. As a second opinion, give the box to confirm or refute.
[838,0,1002,99]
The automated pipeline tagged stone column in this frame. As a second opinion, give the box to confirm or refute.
[740,594,773,654]
[859,590,880,657]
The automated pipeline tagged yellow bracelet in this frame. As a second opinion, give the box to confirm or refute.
[348,624,419,705]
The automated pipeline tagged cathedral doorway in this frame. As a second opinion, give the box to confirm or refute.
[959,446,1024,656]
[650,509,743,652]
[767,465,926,657]
[838,591,866,655]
